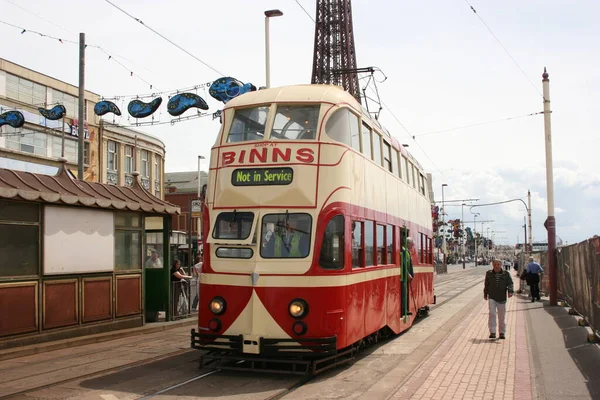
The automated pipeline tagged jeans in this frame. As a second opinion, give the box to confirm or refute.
[488,299,507,335]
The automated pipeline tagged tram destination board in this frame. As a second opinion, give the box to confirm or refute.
[231,167,293,186]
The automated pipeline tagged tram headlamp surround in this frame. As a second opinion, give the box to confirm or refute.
[288,298,308,319]
[209,297,226,315]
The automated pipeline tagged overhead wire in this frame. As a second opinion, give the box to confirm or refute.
[462,0,543,98]
[293,0,316,23]
[0,19,160,91]
[104,0,225,76]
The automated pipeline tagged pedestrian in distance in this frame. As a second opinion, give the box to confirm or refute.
[525,256,544,302]
[484,259,514,339]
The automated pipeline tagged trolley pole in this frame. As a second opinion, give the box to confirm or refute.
[77,32,85,180]
[542,67,557,306]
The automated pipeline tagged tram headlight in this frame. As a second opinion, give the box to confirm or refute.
[288,299,309,319]
[209,297,226,315]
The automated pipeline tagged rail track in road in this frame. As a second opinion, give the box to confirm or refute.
[1,268,486,400]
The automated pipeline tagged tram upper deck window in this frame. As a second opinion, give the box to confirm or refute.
[212,212,254,240]
[324,108,360,151]
[226,106,269,143]
[271,105,319,140]
[260,213,312,258]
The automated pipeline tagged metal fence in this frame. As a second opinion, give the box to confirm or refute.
[537,237,600,335]
[171,280,193,319]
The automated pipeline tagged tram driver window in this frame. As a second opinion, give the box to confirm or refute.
[260,213,312,258]
[212,212,254,240]
[227,106,269,143]
[319,215,345,270]
[271,105,319,140]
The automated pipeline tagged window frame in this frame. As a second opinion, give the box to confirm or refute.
[0,200,41,279]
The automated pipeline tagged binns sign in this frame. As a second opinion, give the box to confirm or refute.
[221,146,315,166]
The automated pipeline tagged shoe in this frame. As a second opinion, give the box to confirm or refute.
[531,299,535,302]
[536,298,541,301]
[489,333,496,339]
[499,333,505,339]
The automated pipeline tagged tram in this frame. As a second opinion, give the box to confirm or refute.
[191,84,434,374]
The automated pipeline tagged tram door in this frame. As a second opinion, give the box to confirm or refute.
[400,227,411,318]
[144,216,169,322]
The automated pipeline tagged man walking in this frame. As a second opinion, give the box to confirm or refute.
[484,259,514,339]
[525,256,544,302]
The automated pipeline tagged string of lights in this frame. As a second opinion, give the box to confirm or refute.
[0,19,160,91]
[104,0,225,77]
[462,0,543,98]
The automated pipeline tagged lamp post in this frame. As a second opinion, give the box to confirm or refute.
[441,183,448,268]
[461,203,466,269]
[473,212,480,264]
[264,9,283,89]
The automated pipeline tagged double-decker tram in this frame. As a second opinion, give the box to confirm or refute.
[191,84,434,374]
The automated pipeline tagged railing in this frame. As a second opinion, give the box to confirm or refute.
[538,237,600,336]
[171,280,193,320]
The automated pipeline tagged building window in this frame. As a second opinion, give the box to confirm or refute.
[50,89,78,119]
[6,73,46,106]
[0,200,40,277]
[154,155,161,197]
[125,146,134,174]
[107,141,118,171]
[140,150,149,178]
[5,130,48,157]
[114,212,141,271]
[83,142,90,165]
[51,135,78,164]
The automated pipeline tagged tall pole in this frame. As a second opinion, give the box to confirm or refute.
[461,203,465,269]
[528,190,533,255]
[265,16,271,88]
[474,214,478,265]
[264,10,283,89]
[77,32,85,180]
[542,67,557,306]
[441,184,448,268]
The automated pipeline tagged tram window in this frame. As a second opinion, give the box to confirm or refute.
[272,105,319,140]
[212,212,254,240]
[410,164,416,188]
[404,157,410,185]
[361,123,372,160]
[391,149,399,177]
[325,108,361,151]
[383,141,393,173]
[365,221,375,266]
[387,225,394,264]
[227,106,269,143]
[319,215,345,270]
[372,134,382,167]
[377,224,385,265]
[351,220,364,268]
[260,213,312,259]
[419,173,426,195]
[216,247,253,259]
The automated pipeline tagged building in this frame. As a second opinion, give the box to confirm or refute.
[0,58,165,198]
[164,171,208,266]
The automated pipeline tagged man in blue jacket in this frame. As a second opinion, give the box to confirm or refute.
[525,256,544,302]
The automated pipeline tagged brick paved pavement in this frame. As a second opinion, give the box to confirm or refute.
[390,293,533,400]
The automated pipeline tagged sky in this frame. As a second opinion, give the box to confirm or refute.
[1,0,599,246]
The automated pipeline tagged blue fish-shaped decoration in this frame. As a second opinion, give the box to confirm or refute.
[127,97,163,119]
[38,104,66,120]
[209,77,257,104]
[167,93,209,117]
[0,110,25,128]
[94,100,122,116]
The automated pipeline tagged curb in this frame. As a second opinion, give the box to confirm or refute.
[0,318,197,362]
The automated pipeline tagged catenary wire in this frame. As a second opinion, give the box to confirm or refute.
[104,0,225,76]
[293,0,316,23]
[462,0,543,98]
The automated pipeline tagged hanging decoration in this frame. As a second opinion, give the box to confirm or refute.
[0,110,25,128]
[167,93,209,116]
[127,97,163,119]
[94,100,122,116]
[38,104,66,120]
[209,77,256,103]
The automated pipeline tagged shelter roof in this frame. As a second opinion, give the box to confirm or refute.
[0,160,180,214]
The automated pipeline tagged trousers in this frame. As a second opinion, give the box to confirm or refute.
[488,299,507,334]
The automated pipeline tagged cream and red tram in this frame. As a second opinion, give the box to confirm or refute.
[192,84,434,373]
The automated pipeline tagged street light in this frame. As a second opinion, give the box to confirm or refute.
[197,155,205,198]
[461,203,466,269]
[472,211,480,265]
[441,184,448,268]
[265,9,283,89]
